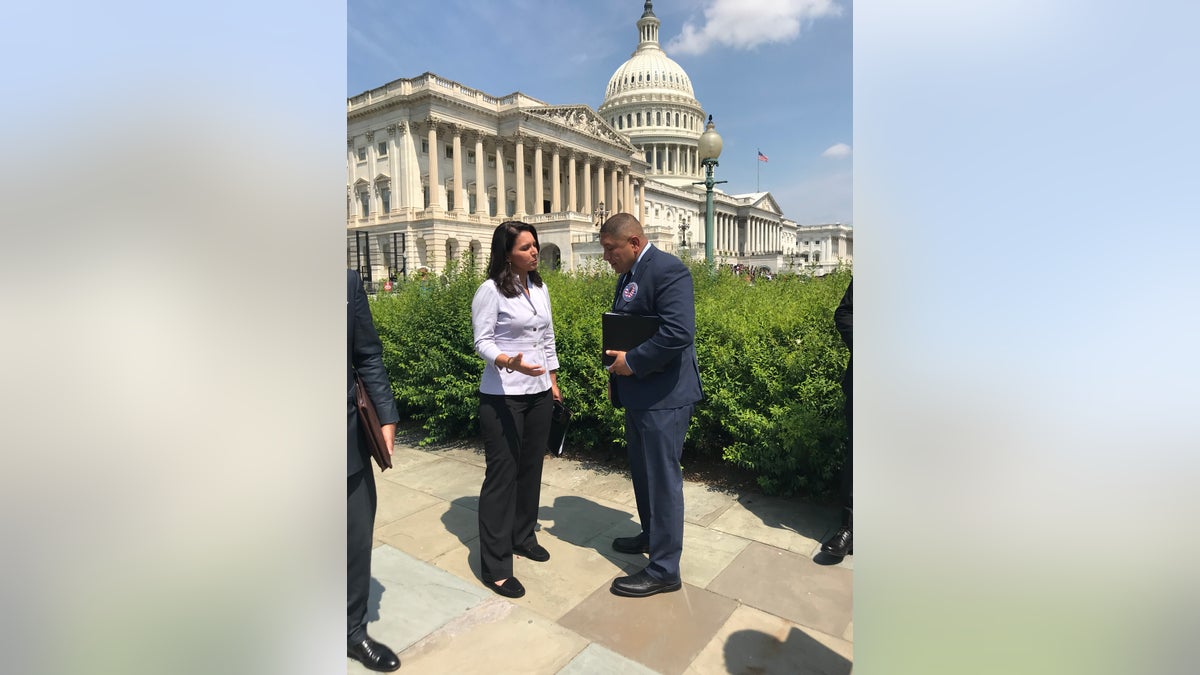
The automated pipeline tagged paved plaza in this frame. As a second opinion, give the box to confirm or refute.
[351,436,853,674]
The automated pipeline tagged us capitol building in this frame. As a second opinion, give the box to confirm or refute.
[347,1,852,281]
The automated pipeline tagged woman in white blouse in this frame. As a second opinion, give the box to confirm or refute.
[471,221,561,599]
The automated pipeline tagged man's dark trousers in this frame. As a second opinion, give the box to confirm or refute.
[626,405,693,582]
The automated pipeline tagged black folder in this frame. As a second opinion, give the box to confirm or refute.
[602,312,660,366]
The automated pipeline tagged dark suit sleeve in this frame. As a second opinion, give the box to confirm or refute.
[350,272,400,425]
[625,260,696,377]
[834,280,852,352]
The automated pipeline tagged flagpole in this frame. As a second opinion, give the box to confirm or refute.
[756,155,760,192]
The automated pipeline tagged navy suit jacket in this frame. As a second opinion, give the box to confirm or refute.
[348,270,400,476]
[610,245,704,411]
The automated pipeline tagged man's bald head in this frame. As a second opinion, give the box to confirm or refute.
[599,212,644,240]
[598,213,646,275]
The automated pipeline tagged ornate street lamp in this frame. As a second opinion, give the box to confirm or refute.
[678,216,690,251]
[694,115,725,263]
[592,200,609,241]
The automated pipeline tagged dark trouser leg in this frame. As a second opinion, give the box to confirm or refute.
[627,406,692,582]
[479,392,549,579]
[624,411,652,544]
[513,391,552,549]
[841,357,853,518]
[347,467,377,641]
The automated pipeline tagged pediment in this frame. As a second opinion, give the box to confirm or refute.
[750,192,783,215]
[523,105,637,153]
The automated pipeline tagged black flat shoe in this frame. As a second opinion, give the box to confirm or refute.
[612,535,650,554]
[513,543,550,562]
[820,525,853,557]
[347,635,401,672]
[610,569,681,598]
[483,576,526,598]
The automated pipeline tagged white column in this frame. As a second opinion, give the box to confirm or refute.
[473,132,486,216]
[623,171,631,215]
[387,126,399,212]
[596,162,606,213]
[494,140,506,217]
[533,141,544,215]
[514,136,526,218]
[426,121,441,210]
[609,166,618,214]
[365,131,377,216]
[451,127,465,214]
[567,152,577,212]
[551,146,561,213]
[583,159,592,215]
[347,137,356,219]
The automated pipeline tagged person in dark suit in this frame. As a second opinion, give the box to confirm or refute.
[600,213,703,598]
[347,269,402,672]
[822,279,853,558]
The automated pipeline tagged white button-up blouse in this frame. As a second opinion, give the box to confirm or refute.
[471,278,559,396]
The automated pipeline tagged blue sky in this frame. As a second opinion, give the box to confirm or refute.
[348,0,852,224]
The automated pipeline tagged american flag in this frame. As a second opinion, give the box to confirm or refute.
[757,150,769,163]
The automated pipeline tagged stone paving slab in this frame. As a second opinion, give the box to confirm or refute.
[355,440,852,673]
[397,597,589,674]
[429,530,640,621]
[707,494,836,557]
[557,642,663,675]
[541,456,639,505]
[348,544,490,675]
[681,482,739,527]
[707,542,853,639]
[685,604,853,675]
[374,500,479,563]
[420,443,487,469]
[371,480,444,532]
[558,582,739,675]
[385,456,486,505]
[678,522,753,589]
[377,446,441,477]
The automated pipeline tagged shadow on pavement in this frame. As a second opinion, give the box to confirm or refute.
[723,626,851,675]
[539,494,640,551]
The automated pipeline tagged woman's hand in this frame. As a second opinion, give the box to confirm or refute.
[506,352,546,377]
[551,382,562,402]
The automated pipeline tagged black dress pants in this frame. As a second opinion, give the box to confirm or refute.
[347,466,377,641]
[477,390,552,580]
[840,356,853,513]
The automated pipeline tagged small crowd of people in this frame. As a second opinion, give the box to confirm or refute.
[346,214,852,671]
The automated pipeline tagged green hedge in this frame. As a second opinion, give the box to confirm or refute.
[369,259,850,497]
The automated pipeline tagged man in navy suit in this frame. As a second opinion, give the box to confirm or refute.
[600,213,704,597]
[347,269,402,671]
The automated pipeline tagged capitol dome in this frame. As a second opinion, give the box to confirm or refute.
[599,1,707,188]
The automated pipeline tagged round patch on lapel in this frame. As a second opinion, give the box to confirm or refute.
[622,281,639,301]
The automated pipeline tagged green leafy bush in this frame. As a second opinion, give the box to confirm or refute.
[369,260,851,497]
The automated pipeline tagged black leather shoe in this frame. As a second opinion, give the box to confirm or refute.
[513,543,550,562]
[347,635,401,672]
[483,576,526,598]
[610,569,681,598]
[820,525,853,557]
[612,535,650,554]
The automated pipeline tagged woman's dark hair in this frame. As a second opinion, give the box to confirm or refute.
[486,221,543,298]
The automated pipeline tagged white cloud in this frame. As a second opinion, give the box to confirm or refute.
[822,142,852,158]
[667,0,842,56]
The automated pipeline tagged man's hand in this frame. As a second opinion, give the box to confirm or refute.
[381,423,397,455]
[605,350,632,376]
